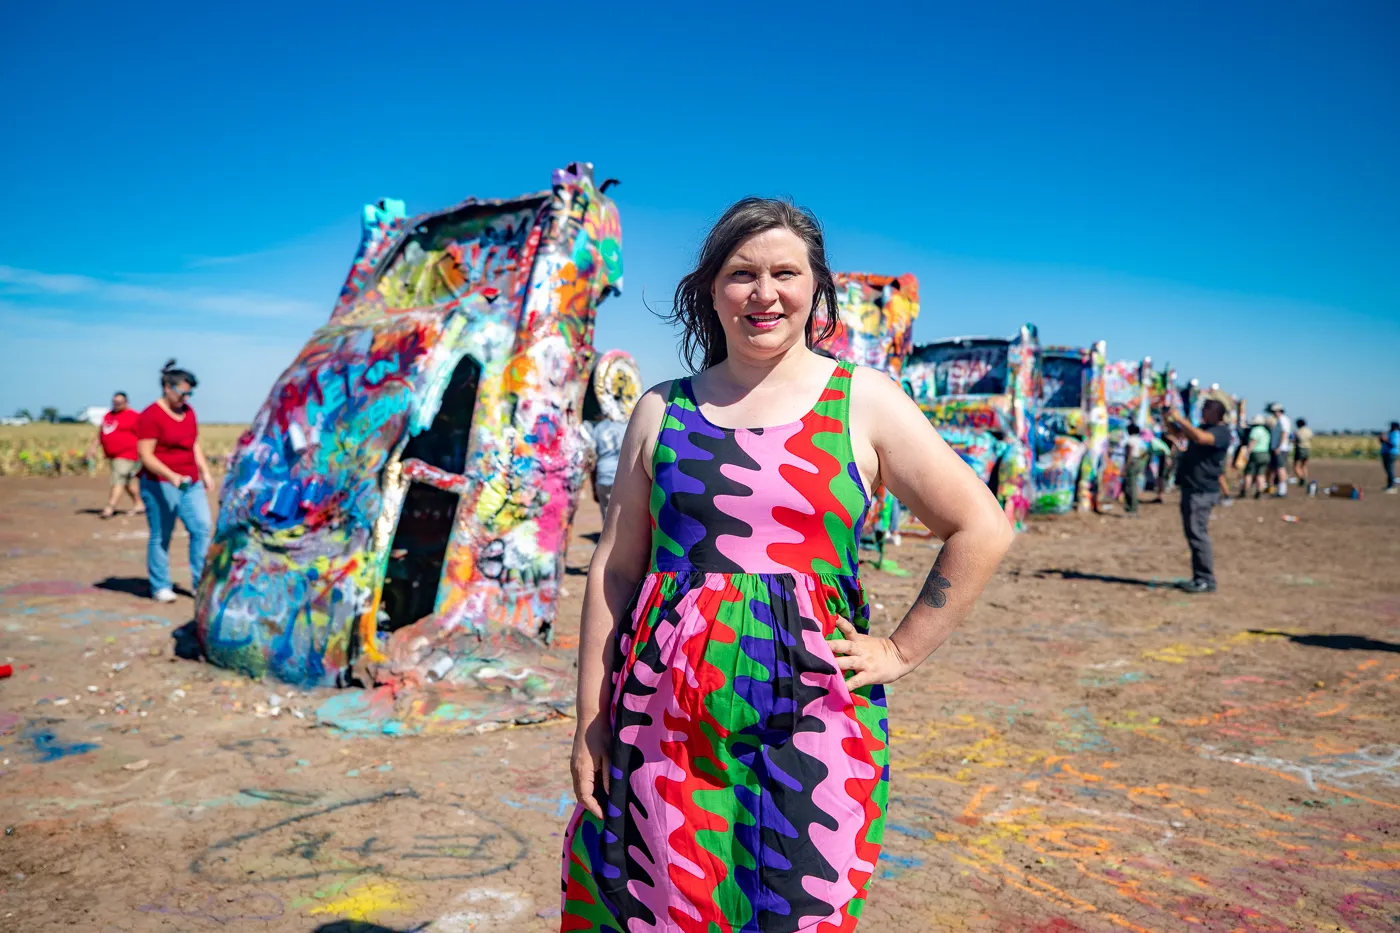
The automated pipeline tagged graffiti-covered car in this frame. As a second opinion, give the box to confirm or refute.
[904,325,1038,529]
[814,272,920,377]
[813,272,920,553]
[1031,342,1109,513]
[196,163,622,726]
[1100,357,1154,503]
[1138,363,1183,494]
[1149,364,1182,431]
[584,349,642,424]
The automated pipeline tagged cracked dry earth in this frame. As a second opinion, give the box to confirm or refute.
[1,460,1398,933]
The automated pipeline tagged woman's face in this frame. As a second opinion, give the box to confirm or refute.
[710,227,816,364]
[164,381,193,407]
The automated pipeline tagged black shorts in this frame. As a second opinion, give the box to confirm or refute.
[1244,452,1270,477]
[1268,452,1285,471]
[1294,448,1309,462]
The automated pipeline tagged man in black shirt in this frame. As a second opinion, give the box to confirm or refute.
[1167,399,1232,593]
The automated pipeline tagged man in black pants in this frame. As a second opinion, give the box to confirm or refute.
[1167,399,1232,593]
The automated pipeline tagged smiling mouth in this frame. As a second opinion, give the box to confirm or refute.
[745,312,783,329]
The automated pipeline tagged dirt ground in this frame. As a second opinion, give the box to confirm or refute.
[1,461,1397,933]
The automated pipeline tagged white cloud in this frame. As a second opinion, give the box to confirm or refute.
[0,264,322,320]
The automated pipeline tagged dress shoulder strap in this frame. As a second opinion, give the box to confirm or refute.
[814,362,856,431]
[651,379,693,467]
[663,378,696,423]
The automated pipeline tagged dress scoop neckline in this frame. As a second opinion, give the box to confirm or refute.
[680,361,843,433]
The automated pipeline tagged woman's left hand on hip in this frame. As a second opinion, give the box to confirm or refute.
[829,616,915,690]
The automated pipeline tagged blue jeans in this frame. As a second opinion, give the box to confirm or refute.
[140,478,212,594]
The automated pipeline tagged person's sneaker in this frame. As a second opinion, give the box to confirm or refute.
[1387,487,1399,495]
[1180,579,1216,594]
[152,588,178,603]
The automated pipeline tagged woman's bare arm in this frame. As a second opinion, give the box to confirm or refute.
[192,441,214,486]
[571,385,667,817]
[836,369,1014,688]
[1167,409,1218,446]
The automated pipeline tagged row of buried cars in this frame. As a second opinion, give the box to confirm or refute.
[193,163,1243,712]
[815,274,1244,532]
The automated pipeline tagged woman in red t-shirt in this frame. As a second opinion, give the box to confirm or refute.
[136,360,214,604]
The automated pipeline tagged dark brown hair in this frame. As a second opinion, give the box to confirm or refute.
[160,358,198,389]
[662,197,839,373]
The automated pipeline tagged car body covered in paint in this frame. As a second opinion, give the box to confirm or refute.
[1031,342,1109,513]
[585,349,642,424]
[814,272,920,378]
[1149,365,1182,427]
[1142,364,1184,493]
[1100,357,1154,503]
[196,164,622,713]
[813,272,921,550]
[904,324,1038,529]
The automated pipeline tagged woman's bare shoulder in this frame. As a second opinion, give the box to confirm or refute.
[623,382,674,441]
[635,381,673,416]
[849,365,911,408]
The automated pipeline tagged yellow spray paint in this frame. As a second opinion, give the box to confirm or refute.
[306,880,407,922]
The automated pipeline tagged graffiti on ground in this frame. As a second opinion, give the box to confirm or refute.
[191,789,528,884]
[1196,743,1400,792]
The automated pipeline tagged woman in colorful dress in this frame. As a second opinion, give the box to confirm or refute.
[562,199,1013,932]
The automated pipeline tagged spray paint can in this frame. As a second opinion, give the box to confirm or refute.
[1307,480,1318,497]
[0,664,12,679]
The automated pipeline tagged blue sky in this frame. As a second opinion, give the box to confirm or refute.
[2,1,1396,429]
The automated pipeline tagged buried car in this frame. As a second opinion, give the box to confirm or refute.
[1031,341,1109,514]
[1146,363,1184,493]
[1099,356,1154,504]
[815,272,921,377]
[904,324,1038,529]
[196,163,622,728]
[813,271,921,555]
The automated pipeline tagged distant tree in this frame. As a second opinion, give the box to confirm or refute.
[39,406,59,424]
[13,408,32,420]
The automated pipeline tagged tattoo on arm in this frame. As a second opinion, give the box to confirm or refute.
[918,553,952,609]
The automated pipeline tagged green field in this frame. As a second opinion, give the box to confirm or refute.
[0,423,247,476]
[1310,433,1382,460]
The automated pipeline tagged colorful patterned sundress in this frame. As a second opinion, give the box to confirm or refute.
[561,363,890,933]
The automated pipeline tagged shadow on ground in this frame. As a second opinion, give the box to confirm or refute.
[94,576,151,597]
[1248,630,1400,653]
[1037,569,1185,589]
[171,621,203,660]
[94,576,195,598]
